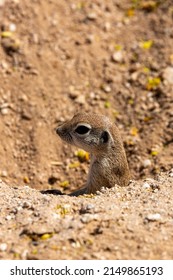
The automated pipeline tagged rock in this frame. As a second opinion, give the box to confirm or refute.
[162,67,173,85]
[146,213,161,221]
[5,215,12,221]
[89,92,96,100]
[86,34,94,44]
[0,105,9,115]
[9,23,16,32]
[0,243,7,251]
[102,84,111,93]
[104,22,111,32]
[112,51,124,63]
[21,110,32,120]
[87,13,97,20]
[0,0,5,6]
[1,170,8,177]
[75,94,86,104]
[1,60,9,71]
[131,71,139,81]
[22,201,32,209]
[21,249,29,259]
[142,182,151,189]
[80,203,95,214]
[142,159,152,168]
[19,94,28,102]
[1,108,9,115]
[80,214,98,223]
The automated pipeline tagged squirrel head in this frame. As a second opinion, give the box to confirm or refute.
[56,113,116,154]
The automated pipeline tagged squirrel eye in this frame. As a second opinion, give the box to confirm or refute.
[75,125,90,135]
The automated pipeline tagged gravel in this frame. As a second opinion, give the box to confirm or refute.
[0,171,173,260]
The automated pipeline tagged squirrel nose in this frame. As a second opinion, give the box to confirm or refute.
[56,127,61,135]
[56,125,66,136]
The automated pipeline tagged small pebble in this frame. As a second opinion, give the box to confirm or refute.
[146,213,161,221]
[142,182,151,189]
[52,213,61,219]
[0,0,5,6]
[1,170,8,177]
[63,204,71,211]
[104,22,111,31]
[80,203,95,214]
[80,214,98,223]
[100,186,107,193]
[43,196,51,202]
[16,206,23,212]
[1,108,9,115]
[32,33,39,44]
[5,215,12,220]
[21,111,32,120]
[89,92,96,99]
[131,71,139,81]
[112,51,124,63]
[1,60,9,70]
[87,13,97,20]
[102,85,111,93]
[19,94,28,102]
[9,23,16,32]
[162,67,173,85]
[23,185,30,189]
[21,249,28,259]
[86,204,95,210]
[75,95,85,105]
[70,241,81,248]
[0,243,7,251]
[22,201,32,209]
[142,159,152,168]
[86,34,94,44]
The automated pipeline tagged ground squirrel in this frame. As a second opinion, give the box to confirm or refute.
[56,113,130,196]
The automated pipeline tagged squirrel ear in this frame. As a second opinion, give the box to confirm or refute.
[100,131,109,144]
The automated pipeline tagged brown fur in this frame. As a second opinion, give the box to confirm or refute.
[56,113,130,196]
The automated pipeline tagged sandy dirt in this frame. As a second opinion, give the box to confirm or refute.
[0,0,173,259]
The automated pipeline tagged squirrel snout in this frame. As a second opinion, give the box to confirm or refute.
[56,126,64,136]
[56,126,62,135]
[56,126,68,137]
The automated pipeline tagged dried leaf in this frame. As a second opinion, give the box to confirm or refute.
[128,98,134,105]
[59,180,69,188]
[140,1,158,12]
[114,44,123,51]
[151,150,159,156]
[1,31,13,38]
[104,101,111,108]
[56,204,71,216]
[126,9,135,17]
[68,161,80,169]
[142,67,150,73]
[40,233,53,240]
[130,127,138,136]
[144,116,152,122]
[23,176,30,183]
[75,149,89,162]
[146,77,161,90]
[140,40,153,49]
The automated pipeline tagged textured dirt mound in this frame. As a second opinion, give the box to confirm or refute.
[0,171,173,260]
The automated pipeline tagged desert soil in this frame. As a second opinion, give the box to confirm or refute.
[0,0,173,260]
